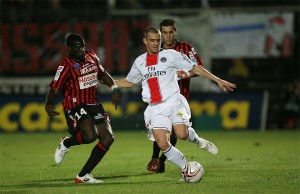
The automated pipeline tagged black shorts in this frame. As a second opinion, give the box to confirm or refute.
[64,104,109,135]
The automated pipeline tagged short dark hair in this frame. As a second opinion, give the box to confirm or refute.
[66,33,85,47]
[144,26,161,38]
[159,19,177,32]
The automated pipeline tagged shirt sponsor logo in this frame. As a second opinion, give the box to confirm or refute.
[143,71,166,80]
[54,66,64,81]
[78,72,98,89]
[80,64,97,75]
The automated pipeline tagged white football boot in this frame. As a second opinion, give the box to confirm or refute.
[197,139,218,155]
[54,136,69,164]
[75,174,103,184]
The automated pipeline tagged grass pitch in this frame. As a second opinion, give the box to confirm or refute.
[0,130,299,194]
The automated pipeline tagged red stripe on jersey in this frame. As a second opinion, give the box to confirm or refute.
[146,53,158,66]
[147,77,162,103]
[50,50,102,111]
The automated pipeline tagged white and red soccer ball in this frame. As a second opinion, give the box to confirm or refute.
[181,161,204,183]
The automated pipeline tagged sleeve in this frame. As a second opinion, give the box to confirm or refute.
[49,64,69,90]
[188,44,204,67]
[173,51,196,72]
[97,63,106,79]
[88,50,107,78]
[126,60,143,84]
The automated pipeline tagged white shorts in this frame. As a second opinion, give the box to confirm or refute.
[144,93,191,141]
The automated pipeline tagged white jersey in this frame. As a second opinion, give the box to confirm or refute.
[126,49,195,104]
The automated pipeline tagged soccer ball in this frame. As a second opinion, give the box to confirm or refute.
[181,161,204,183]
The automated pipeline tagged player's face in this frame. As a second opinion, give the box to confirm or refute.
[161,26,176,48]
[143,32,161,55]
[69,40,86,62]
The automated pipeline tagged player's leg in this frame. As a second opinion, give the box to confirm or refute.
[146,141,161,172]
[75,104,112,184]
[149,109,187,170]
[75,121,112,184]
[145,105,161,172]
[152,128,186,170]
[54,106,97,164]
[173,94,218,155]
[155,129,177,173]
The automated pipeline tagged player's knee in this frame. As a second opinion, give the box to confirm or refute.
[176,132,188,140]
[83,131,98,143]
[103,134,114,147]
[174,125,188,140]
[157,141,170,151]
[99,132,115,147]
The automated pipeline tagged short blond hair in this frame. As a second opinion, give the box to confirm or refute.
[144,26,161,38]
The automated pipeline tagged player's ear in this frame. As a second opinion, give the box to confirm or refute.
[143,37,147,45]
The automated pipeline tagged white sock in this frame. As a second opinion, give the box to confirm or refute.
[187,126,206,148]
[163,146,187,169]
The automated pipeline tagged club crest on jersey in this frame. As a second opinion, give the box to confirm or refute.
[160,57,167,63]
[74,63,79,70]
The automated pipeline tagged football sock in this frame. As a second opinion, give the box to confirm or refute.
[159,134,177,162]
[163,146,187,169]
[152,141,160,159]
[63,135,80,148]
[187,127,206,147]
[78,142,108,177]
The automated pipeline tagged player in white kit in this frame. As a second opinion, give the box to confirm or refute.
[115,27,236,171]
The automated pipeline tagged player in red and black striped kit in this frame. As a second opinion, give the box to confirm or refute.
[147,19,205,173]
[45,33,121,183]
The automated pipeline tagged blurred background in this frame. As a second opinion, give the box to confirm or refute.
[0,0,299,133]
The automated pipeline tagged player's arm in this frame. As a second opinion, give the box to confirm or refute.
[187,45,203,78]
[114,78,135,88]
[190,66,237,92]
[45,87,60,116]
[99,72,121,110]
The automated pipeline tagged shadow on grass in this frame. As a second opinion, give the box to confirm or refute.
[0,172,180,189]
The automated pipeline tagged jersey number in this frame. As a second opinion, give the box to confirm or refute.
[74,108,88,120]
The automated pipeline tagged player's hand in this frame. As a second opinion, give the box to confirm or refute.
[217,79,236,92]
[177,70,190,79]
[45,104,60,116]
[112,89,121,110]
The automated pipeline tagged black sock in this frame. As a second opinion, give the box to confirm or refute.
[152,141,160,159]
[78,142,108,177]
[63,136,80,148]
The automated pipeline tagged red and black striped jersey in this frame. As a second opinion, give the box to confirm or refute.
[49,50,106,111]
[161,40,204,100]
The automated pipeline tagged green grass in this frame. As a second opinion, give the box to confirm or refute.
[0,130,299,194]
